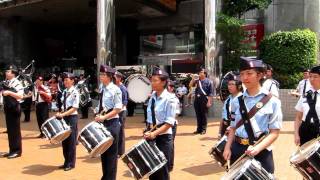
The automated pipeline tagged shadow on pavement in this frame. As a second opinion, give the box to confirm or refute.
[182,161,224,176]
[78,155,100,163]
[122,170,133,178]
[176,132,195,137]
[39,143,61,149]
[199,137,218,141]
[22,164,57,176]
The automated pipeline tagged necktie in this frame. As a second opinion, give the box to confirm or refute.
[303,79,307,95]
[63,91,67,112]
[151,98,156,127]
[99,90,104,113]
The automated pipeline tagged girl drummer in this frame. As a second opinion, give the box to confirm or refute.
[143,67,175,180]
[218,72,242,139]
[223,57,282,174]
[56,72,80,171]
[94,65,122,180]
[294,65,320,146]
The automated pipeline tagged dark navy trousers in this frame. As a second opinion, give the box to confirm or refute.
[194,95,208,132]
[230,141,275,174]
[4,104,22,154]
[149,134,173,180]
[62,115,78,168]
[101,118,120,180]
[118,110,127,156]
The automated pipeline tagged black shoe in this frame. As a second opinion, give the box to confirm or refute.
[58,165,65,169]
[64,166,74,171]
[7,153,21,159]
[193,131,201,134]
[1,152,10,157]
[36,134,45,138]
[200,130,206,135]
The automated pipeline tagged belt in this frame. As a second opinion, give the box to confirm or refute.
[235,136,250,145]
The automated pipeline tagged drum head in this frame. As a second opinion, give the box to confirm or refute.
[221,157,252,179]
[126,74,152,103]
[90,138,114,158]
[290,139,320,163]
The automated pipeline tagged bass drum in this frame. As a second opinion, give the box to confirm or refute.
[125,74,152,103]
[218,71,239,101]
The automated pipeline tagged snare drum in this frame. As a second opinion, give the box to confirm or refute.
[122,140,167,180]
[125,74,152,103]
[221,157,274,180]
[41,116,71,144]
[78,121,114,158]
[209,135,227,167]
[290,138,320,179]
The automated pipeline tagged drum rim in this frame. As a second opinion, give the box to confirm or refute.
[78,121,102,138]
[290,140,320,163]
[222,157,252,179]
[41,116,62,130]
[121,139,147,158]
[49,129,72,144]
[89,137,114,158]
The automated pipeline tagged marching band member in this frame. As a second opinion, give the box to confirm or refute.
[296,69,312,97]
[294,65,320,146]
[143,67,175,180]
[95,65,122,180]
[114,71,128,157]
[34,76,51,138]
[1,65,24,159]
[167,80,180,172]
[78,74,91,119]
[223,57,282,174]
[262,64,280,98]
[190,68,213,135]
[218,73,242,139]
[56,72,80,171]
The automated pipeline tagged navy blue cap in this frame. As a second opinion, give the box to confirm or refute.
[310,66,320,74]
[6,64,18,72]
[152,67,168,77]
[303,68,310,72]
[266,64,273,71]
[63,72,75,79]
[239,57,266,71]
[100,65,116,74]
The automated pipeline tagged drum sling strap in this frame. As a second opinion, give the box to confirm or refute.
[236,93,272,145]
[220,98,231,135]
[305,91,319,128]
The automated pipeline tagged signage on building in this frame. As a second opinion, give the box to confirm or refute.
[152,0,176,12]
[242,24,264,50]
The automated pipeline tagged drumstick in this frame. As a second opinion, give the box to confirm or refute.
[227,160,230,170]
[231,135,266,169]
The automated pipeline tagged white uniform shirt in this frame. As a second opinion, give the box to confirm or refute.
[295,89,320,121]
[296,79,312,96]
[61,86,80,115]
[7,78,24,103]
[262,79,279,98]
[33,85,51,103]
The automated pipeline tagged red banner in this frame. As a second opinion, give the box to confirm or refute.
[242,24,264,49]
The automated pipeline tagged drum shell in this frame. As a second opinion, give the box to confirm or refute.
[78,121,114,158]
[121,140,167,180]
[41,117,71,144]
[221,157,273,180]
[290,140,320,179]
[209,135,227,167]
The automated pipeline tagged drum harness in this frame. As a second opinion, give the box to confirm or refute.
[228,93,272,169]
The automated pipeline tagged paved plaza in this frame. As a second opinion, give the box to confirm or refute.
[0,112,301,180]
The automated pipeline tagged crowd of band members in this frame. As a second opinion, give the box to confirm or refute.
[0,57,318,179]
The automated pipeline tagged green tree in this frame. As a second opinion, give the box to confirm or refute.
[222,0,272,17]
